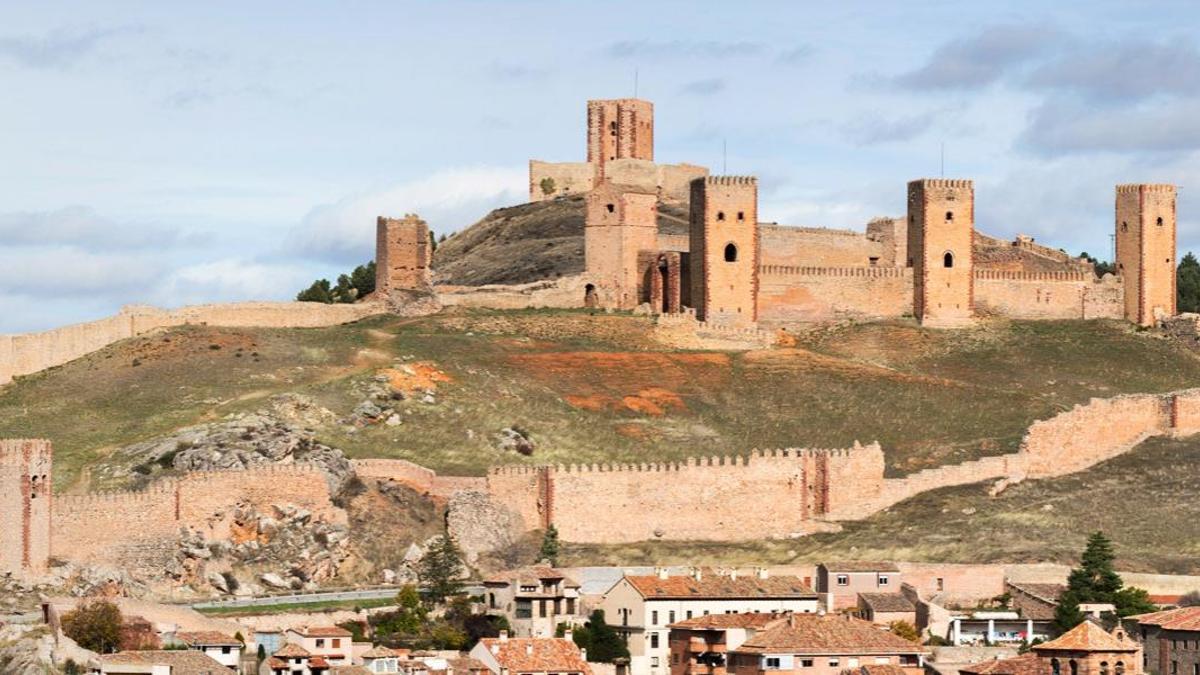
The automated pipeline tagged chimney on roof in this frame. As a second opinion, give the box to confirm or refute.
[491,644,500,655]
[564,629,574,642]
[656,567,669,580]
[787,613,795,628]
[581,648,588,662]
[729,569,738,580]
[756,567,769,579]
[499,630,509,642]
[692,567,702,581]
[526,644,534,656]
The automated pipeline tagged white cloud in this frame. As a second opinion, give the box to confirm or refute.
[289,165,527,264]
[150,259,317,307]
[0,245,165,298]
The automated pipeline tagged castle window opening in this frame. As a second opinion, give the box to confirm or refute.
[869,256,879,266]
[1122,221,1128,232]
[725,243,738,262]
[1158,216,1165,226]
[1101,663,1109,675]
[606,203,615,213]
[717,211,726,221]
[737,211,745,221]
[944,252,954,268]
[946,211,954,221]
[1116,662,1125,675]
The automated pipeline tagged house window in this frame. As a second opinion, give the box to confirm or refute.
[222,646,231,654]
[686,611,693,619]
[724,243,738,262]
[766,658,782,669]
[1052,659,1061,675]
[650,633,659,649]
[652,611,659,625]
[829,659,840,667]
[1116,661,1125,675]
[332,639,340,648]
[801,659,813,668]
[1070,659,1079,675]
[1100,662,1109,675]
[651,658,660,667]
[669,611,676,624]
[848,658,860,667]
[1172,662,1178,675]
[316,639,325,648]
[936,578,944,591]
[836,575,849,586]
[879,575,889,586]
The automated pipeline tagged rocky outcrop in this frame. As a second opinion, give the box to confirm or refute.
[446,491,526,563]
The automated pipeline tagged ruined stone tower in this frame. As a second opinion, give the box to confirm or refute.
[587,98,654,174]
[375,214,432,295]
[585,181,658,309]
[689,176,759,325]
[1116,184,1177,326]
[907,179,975,327]
[0,439,52,578]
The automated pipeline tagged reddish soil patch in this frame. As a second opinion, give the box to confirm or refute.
[615,423,655,439]
[380,362,453,394]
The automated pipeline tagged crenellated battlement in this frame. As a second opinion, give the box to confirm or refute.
[974,270,1092,282]
[760,265,910,278]
[704,175,757,186]
[909,178,973,189]
[0,438,51,466]
[1117,183,1175,193]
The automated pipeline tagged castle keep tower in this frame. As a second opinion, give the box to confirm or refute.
[1116,184,1177,326]
[375,214,432,295]
[0,439,52,578]
[689,176,759,325]
[587,98,654,173]
[907,179,975,327]
[585,181,658,309]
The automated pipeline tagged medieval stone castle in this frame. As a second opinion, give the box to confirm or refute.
[0,96,1189,582]
[381,97,1178,328]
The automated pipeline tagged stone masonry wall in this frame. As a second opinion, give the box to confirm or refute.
[757,267,912,323]
[0,301,381,385]
[0,439,52,578]
[529,160,597,202]
[973,271,1125,320]
[351,458,436,492]
[1116,184,1177,326]
[52,465,340,568]
[760,225,892,268]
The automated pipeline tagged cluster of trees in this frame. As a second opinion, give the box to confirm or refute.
[61,599,123,654]
[297,261,377,304]
[1053,531,1156,632]
[559,611,630,662]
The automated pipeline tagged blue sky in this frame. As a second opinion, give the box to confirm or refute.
[4,1,1200,332]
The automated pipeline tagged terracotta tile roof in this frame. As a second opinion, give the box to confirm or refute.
[820,562,901,573]
[296,625,354,637]
[448,656,491,672]
[1034,622,1139,652]
[362,645,402,658]
[176,630,242,647]
[477,637,591,673]
[858,593,916,613]
[100,650,234,674]
[334,667,374,675]
[626,574,815,599]
[268,656,290,670]
[669,612,788,629]
[274,642,313,657]
[1008,582,1066,604]
[960,653,1046,675]
[1132,606,1200,631]
[734,614,925,655]
[311,656,332,668]
[858,665,913,675]
[484,565,581,588]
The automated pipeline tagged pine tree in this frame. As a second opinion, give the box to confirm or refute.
[418,532,465,603]
[296,278,333,303]
[1178,252,1200,312]
[539,524,561,566]
[582,610,629,663]
[1054,532,1154,632]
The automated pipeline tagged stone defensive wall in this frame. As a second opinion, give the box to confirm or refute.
[435,275,591,310]
[757,266,912,323]
[759,225,894,268]
[973,270,1124,320]
[485,444,887,543]
[52,464,340,568]
[529,158,709,203]
[0,301,383,385]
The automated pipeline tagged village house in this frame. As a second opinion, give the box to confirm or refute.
[360,646,406,674]
[815,563,902,611]
[960,621,1143,675]
[284,626,354,667]
[268,642,330,675]
[856,594,917,628]
[600,568,819,675]
[173,631,243,670]
[92,649,233,674]
[666,612,790,675]
[484,565,585,637]
[722,612,925,675]
[1130,606,1200,675]
[949,610,1054,646]
[468,631,592,675]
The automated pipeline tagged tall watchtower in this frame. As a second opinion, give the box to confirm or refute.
[375,214,432,296]
[585,181,658,309]
[587,99,654,174]
[688,176,759,325]
[0,439,52,578]
[907,179,975,327]
[1115,184,1177,326]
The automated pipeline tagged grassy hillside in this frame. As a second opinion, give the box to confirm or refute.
[564,433,1200,574]
[3,311,1200,494]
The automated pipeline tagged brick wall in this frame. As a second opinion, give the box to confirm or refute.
[0,301,381,385]
[757,267,912,323]
[0,439,52,578]
[690,176,759,325]
[973,271,1125,320]
[1018,393,1171,477]
[908,179,975,327]
[585,183,658,309]
[587,99,653,170]
[760,225,892,267]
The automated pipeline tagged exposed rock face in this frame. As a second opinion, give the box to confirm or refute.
[118,401,353,493]
[446,490,526,563]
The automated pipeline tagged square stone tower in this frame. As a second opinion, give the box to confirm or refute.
[585,181,658,309]
[907,179,975,327]
[587,98,654,173]
[0,439,52,578]
[375,214,432,295]
[1116,184,1177,326]
[688,176,759,325]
